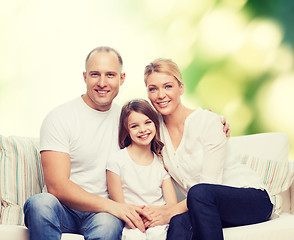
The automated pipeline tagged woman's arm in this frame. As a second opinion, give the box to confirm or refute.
[162,177,178,205]
[106,170,125,203]
[200,112,227,184]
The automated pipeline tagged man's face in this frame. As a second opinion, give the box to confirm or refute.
[83,51,125,111]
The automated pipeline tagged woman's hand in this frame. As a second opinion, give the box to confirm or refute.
[142,205,172,228]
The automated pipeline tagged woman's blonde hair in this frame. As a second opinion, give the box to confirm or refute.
[144,58,183,86]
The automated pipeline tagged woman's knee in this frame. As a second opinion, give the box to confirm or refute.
[187,184,216,209]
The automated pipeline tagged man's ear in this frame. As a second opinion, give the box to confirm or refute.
[120,72,126,86]
[83,72,87,83]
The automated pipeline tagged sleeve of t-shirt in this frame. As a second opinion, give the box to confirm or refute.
[157,158,171,181]
[106,151,122,176]
[40,107,71,153]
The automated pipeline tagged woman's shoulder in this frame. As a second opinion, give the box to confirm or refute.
[185,107,220,126]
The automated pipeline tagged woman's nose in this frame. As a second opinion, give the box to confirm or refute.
[158,88,166,99]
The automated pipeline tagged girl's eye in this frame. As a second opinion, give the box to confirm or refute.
[146,120,152,125]
[130,125,137,129]
[148,87,157,92]
[165,85,172,89]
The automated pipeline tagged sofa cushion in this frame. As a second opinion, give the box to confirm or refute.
[223,213,294,240]
[0,135,43,225]
[0,202,24,225]
[239,155,294,212]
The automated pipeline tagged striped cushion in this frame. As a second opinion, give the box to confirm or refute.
[0,135,44,225]
[239,155,294,213]
[0,202,24,225]
[239,155,294,195]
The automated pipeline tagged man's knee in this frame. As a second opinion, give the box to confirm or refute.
[24,193,60,225]
[85,213,124,240]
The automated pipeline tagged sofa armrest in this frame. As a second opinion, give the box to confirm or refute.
[290,164,294,215]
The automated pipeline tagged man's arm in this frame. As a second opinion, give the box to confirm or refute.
[41,150,150,231]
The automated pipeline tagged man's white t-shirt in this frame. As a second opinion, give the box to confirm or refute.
[40,96,121,198]
[107,148,170,206]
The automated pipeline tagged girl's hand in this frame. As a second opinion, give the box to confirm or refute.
[142,205,172,228]
[109,202,152,232]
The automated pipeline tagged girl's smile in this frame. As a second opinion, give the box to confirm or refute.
[127,111,156,147]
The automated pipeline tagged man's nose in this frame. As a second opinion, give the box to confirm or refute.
[98,75,107,87]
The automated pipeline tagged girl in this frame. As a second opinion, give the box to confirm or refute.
[106,99,177,240]
[142,58,273,240]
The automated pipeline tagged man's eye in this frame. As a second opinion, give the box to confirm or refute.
[107,73,115,77]
[91,73,99,77]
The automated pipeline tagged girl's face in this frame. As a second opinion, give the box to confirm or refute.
[127,111,156,147]
[146,72,184,116]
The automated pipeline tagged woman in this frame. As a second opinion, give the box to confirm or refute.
[142,58,273,240]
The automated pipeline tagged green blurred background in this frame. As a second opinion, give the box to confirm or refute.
[0,0,293,158]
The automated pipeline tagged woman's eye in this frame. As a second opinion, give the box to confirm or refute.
[146,121,152,125]
[165,85,172,89]
[148,88,156,92]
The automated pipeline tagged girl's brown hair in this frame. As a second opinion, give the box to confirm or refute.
[119,99,164,157]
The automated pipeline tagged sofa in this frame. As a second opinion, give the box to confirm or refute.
[1,132,294,240]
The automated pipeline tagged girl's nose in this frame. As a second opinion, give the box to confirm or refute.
[139,125,147,132]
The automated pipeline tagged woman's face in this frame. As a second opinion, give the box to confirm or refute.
[146,72,184,116]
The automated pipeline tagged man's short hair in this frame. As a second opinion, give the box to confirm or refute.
[85,46,123,70]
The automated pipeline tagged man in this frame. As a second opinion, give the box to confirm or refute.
[24,46,150,240]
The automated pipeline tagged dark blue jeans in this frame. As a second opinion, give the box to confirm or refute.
[24,193,124,240]
[167,184,273,240]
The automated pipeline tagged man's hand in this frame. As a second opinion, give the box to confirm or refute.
[221,117,231,137]
[207,109,231,137]
[108,201,152,232]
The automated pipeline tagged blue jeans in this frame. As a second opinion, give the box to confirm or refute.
[24,193,124,240]
[167,184,273,240]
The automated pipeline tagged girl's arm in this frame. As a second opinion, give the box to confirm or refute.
[106,170,125,203]
[143,177,179,228]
